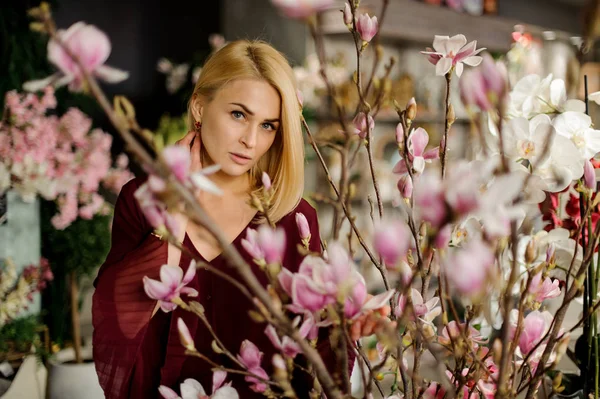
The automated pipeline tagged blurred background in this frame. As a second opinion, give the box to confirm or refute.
[0,0,598,397]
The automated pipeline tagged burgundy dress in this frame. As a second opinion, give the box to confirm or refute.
[92,177,355,398]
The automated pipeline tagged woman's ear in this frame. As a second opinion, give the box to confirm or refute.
[191,94,204,123]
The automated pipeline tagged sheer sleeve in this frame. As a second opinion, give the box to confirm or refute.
[287,200,356,396]
[92,177,168,398]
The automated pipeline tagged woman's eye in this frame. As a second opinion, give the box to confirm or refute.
[262,123,276,131]
[231,110,244,119]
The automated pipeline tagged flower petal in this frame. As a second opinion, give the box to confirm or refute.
[158,385,181,399]
[462,55,483,67]
[212,386,240,399]
[160,265,184,289]
[182,260,197,285]
[22,73,61,92]
[95,64,129,83]
[363,289,395,311]
[436,57,453,76]
[409,127,429,156]
[180,378,206,399]
[212,370,228,392]
[143,277,171,300]
[190,173,223,195]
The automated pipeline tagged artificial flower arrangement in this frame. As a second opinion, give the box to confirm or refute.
[20,1,600,398]
[0,85,133,229]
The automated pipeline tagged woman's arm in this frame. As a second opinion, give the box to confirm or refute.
[92,176,169,398]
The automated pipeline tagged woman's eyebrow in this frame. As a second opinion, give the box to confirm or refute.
[230,102,280,123]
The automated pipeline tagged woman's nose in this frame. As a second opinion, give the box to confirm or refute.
[240,125,258,148]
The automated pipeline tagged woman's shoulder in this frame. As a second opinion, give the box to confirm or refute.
[117,175,148,201]
[280,198,317,223]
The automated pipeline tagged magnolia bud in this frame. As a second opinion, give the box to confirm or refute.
[525,239,537,264]
[262,172,272,191]
[177,318,196,351]
[342,2,353,28]
[397,175,413,199]
[406,97,417,121]
[211,340,224,354]
[395,123,404,145]
[584,159,596,191]
[446,104,456,125]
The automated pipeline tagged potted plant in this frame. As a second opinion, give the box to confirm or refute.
[1,86,132,398]
[0,257,53,397]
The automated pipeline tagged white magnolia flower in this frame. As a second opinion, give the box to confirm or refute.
[546,78,586,113]
[590,91,600,105]
[503,114,554,164]
[553,111,600,159]
[509,74,553,119]
[450,217,482,246]
[477,173,526,238]
[533,134,584,192]
[510,163,548,204]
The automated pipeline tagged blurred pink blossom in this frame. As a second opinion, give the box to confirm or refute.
[23,22,128,92]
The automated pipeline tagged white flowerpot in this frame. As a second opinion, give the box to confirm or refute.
[47,347,104,399]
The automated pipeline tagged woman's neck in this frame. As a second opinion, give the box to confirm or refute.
[209,170,252,198]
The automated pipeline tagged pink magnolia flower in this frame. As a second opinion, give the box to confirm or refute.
[286,265,332,312]
[397,174,413,199]
[162,145,191,182]
[412,171,447,228]
[343,274,395,319]
[262,172,272,191]
[236,340,269,393]
[584,159,596,190]
[242,226,286,264]
[373,220,410,267]
[352,112,375,139]
[264,316,313,358]
[439,321,488,350]
[295,212,311,241]
[443,239,495,296]
[158,372,238,399]
[257,226,286,264]
[143,262,198,312]
[459,53,507,112]
[511,310,553,355]
[421,34,485,77]
[356,13,378,43]
[241,228,266,263]
[527,273,561,304]
[392,127,439,175]
[134,182,179,233]
[270,0,333,18]
[395,288,441,323]
[24,22,128,92]
[237,339,263,369]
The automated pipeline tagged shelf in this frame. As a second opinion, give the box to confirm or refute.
[310,109,470,125]
[319,0,578,52]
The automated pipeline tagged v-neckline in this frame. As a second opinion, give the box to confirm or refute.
[184,214,258,263]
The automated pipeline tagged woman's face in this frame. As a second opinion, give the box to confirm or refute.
[197,79,281,178]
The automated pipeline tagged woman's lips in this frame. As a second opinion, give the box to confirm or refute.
[229,152,252,165]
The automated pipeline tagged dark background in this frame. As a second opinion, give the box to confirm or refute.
[1,0,221,131]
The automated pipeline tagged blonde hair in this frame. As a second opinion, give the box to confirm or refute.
[187,40,304,223]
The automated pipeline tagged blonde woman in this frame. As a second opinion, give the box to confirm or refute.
[92,40,354,398]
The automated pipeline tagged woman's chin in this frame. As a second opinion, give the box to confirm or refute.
[218,162,251,177]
